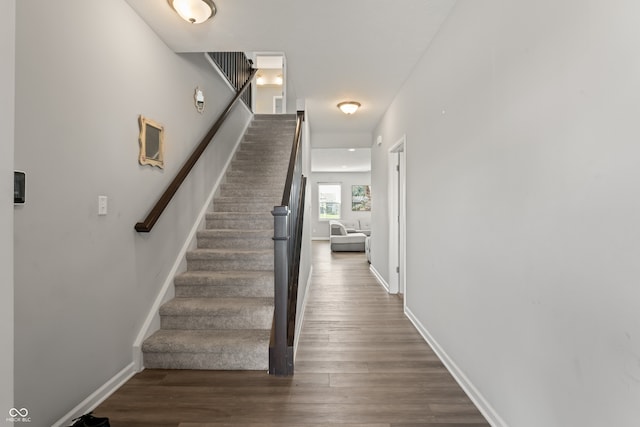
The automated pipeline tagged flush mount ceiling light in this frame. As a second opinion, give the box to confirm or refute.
[168,0,216,24]
[337,101,361,115]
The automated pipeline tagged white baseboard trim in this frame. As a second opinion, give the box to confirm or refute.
[369,264,390,292]
[51,362,137,427]
[132,115,253,371]
[312,237,330,241]
[404,307,507,427]
[293,265,313,358]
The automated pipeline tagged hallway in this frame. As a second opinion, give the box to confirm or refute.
[95,241,489,426]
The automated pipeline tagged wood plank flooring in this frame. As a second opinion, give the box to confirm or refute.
[94,241,489,426]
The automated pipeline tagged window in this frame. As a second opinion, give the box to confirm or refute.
[318,183,341,220]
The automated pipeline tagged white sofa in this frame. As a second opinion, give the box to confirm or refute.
[329,220,369,252]
[333,219,371,236]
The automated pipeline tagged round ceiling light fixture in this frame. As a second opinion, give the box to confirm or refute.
[337,101,361,115]
[169,0,216,24]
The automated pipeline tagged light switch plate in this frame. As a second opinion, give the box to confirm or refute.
[98,196,108,216]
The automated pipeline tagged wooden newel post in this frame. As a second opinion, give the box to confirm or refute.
[270,205,292,375]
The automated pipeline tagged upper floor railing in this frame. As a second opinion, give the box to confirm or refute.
[208,52,253,110]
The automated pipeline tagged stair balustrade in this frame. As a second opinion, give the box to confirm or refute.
[270,110,306,376]
[208,52,253,109]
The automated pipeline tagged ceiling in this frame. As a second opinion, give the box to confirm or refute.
[312,148,371,173]
[125,0,456,147]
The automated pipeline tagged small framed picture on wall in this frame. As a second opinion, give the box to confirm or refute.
[352,185,371,211]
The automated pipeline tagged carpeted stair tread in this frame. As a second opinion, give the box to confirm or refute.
[187,248,273,258]
[160,297,273,316]
[205,213,273,230]
[142,329,270,354]
[159,297,274,330]
[186,243,273,272]
[174,270,273,298]
[197,229,272,238]
[175,270,273,285]
[196,229,273,249]
[143,329,270,370]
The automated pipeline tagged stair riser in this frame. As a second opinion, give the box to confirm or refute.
[160,308,273,330]
[251,119,296,125]
[206,219,273,229]
[243,138,293,145]
[231,164,288,174]
[197,237,273,250]
[219,189,282,199]
[143,352,268,370]
[245,127,295,134]
[241,137,293,145]
[224,174,285,184]
[237,145,292,154]
[244,135,294,142]
[213,203,279,213]
[220,182,283,191]
[227,171,287,181]
[187,257,273,271]
[235,151,290,160]
[175,283,273,298]
[231,160,289,169]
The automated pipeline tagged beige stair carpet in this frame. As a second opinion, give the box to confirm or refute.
[142,114,295,370]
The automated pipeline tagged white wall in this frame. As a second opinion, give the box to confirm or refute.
[311,172,371,239]
[14,1,251,425]
[255,85,282,114]
[295,112,313,349]
[0,0,15,416]
[312,132,372,149]
[372,1,640,426]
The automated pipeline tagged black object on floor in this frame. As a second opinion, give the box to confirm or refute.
[70,412,110,427]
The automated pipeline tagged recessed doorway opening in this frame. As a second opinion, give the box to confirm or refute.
[254,54,286,114]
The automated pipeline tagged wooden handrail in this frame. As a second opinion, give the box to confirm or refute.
[135,68,257,232]
[281,111,305,206]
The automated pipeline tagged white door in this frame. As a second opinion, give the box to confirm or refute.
[273,95,283,114]
[388,137,406,296]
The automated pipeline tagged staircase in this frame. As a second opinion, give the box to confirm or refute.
[142,114,296,370]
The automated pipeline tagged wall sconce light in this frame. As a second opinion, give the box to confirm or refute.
[275,75,283,85]
[256,75,265,85]
[337,101,361,115]
[168,0,216,24]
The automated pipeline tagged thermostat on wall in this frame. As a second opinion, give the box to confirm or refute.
[14,171,25,204]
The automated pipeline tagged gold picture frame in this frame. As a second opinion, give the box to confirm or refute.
[138,115,165,168]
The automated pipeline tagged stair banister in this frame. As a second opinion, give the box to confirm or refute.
[134,68,258,232]
[270,110,306,376]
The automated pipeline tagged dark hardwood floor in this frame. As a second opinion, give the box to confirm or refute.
[95,241,489,426]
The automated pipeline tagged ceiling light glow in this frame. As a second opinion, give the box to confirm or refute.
[337,101,361,115]
[169,0,216,24]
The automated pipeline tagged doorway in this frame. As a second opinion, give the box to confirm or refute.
[388,137,406,297]
[254,54,286,114]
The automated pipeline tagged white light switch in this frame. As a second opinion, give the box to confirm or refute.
[98,196,108,216]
